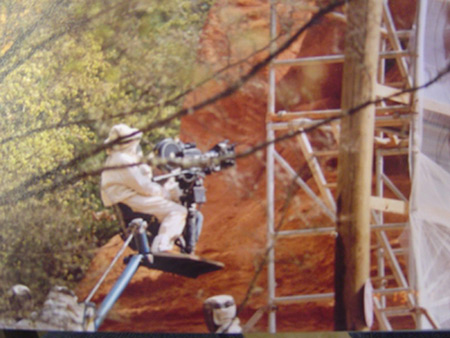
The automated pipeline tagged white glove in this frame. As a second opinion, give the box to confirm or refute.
[163,177,182,202]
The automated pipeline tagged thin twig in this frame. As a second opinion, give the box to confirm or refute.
[0,0,347,205]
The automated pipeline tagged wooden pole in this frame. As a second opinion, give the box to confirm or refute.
[334,0,383,331]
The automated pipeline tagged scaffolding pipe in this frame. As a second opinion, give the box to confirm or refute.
[274,150,336,221]
[270,105,412,119]
[410,0,428,328]
[375,150,387,308]
[265,0,422,332]
[373,297,393,331]
[381,174,408,201]
[376,231,416,309]
[266,127,276,334]
[382,0,412,87]
[276,222,406,238]
[274,293,334,304]
[273,50,410,67]
[266,0,277,332]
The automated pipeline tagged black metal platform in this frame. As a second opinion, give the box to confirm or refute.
[139,252,224,278]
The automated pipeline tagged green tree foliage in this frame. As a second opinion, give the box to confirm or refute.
[0,0,214,311]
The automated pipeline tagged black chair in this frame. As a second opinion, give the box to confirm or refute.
[115,203,160,251]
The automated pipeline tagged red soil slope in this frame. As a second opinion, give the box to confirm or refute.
[76,0,415,333]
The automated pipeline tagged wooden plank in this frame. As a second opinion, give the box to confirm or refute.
[374,115,412,128]
[313,149,339,157]
[268,106,411,123]
[375,83,410,104]
[370,196,408,215]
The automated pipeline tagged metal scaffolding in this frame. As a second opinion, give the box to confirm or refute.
[265,0,437,332]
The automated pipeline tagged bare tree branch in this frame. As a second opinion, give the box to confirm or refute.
[0,21,288,147]
[2,0,450,207]
[0,0,347,206]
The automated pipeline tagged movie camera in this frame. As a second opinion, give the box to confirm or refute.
[146,138,236,254]
[153,138,235,205]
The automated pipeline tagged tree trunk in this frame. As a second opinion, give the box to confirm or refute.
[334,0,383,331]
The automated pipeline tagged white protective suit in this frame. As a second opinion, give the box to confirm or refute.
[100,124,187,253]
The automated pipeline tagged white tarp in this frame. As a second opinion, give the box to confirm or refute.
[410,153,450,327]
[410,0,450,329]
[422,0,450,107]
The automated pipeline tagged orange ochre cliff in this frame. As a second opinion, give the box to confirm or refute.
[76,0,415,333]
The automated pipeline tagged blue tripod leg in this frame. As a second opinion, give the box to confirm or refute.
[94,219,151,330]
[94,253,143,330]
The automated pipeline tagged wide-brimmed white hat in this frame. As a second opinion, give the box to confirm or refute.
[104,124,142,145]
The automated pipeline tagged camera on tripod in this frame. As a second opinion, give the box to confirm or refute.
[153,138,235,205]
[117,138,235,255]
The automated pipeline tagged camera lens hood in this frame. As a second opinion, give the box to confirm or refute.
[154,138,183,159]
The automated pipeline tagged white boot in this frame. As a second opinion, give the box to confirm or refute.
[151,234,172,253]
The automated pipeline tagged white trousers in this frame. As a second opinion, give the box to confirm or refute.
[122,195,187,252]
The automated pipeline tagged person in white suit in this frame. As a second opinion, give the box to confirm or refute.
[203,295,242,334]
[100,124,186,253]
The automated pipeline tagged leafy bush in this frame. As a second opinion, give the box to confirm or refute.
[0,0,215,315]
